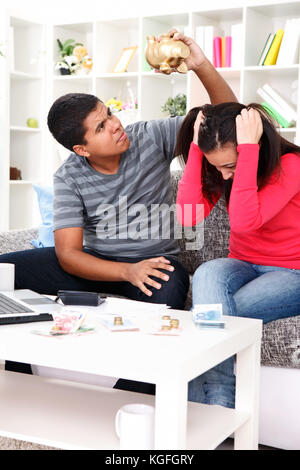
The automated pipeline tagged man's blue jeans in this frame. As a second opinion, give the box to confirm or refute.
[188,257,300,409]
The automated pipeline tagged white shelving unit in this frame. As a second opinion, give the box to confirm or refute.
[0,13,46,231]
[1,1,299,230]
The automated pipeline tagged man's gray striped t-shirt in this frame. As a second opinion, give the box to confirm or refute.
[53,116,184,259]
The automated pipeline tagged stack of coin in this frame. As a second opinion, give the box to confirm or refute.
[170,318,179,329]
[114,316,123,326]
[160,315,179,330]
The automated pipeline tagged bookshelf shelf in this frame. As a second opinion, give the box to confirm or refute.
[0,2,299,230]
[11,70,42,80]
[9,180,38,185]
[216,67,241,80]
[97,72,139,79]
[278,127,297,132]
[245,65,299,72]
[53,74,93,80]
[141,71,187,81]
[10,126,41,132]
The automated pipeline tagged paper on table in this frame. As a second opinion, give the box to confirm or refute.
[101,297,170,316]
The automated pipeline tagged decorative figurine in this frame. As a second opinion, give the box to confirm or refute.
[145,33,190,74]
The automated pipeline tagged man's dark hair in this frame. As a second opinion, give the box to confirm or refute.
[47,93,101,152]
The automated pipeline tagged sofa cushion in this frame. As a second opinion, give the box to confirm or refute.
[0,229,38,254]
[31,185,55,248]
[261,316,300,368]
[171,171,230,274]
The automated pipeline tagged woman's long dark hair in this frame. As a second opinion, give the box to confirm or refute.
[175,102,300,206]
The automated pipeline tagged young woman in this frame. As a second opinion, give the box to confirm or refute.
[176,102,300,409]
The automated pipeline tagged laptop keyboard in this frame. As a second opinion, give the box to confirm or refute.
[0,293,34,315]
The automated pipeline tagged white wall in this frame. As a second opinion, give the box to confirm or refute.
[3,0,296,23]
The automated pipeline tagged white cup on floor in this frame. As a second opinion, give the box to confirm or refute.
[115,403,155,450]
[0,264,15,291]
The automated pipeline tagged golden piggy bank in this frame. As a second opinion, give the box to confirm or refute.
[145,33,190,74]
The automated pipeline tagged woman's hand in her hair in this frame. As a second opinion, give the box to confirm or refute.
[193,110,205,144]
[236,108,263,145]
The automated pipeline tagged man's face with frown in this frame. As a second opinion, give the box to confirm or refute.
[73,101,130,162]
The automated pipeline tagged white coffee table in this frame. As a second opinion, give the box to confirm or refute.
[0,301,262,450]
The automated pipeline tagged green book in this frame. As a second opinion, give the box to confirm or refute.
[261,101,291,128]
[258,33,275,66]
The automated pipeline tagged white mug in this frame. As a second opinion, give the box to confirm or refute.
[115,403,155,450]
[0,264,15,291]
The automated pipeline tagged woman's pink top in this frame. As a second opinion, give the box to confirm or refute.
[176,142,300,269]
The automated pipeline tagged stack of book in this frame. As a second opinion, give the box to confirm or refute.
[195,23,243,68]
[257,83,297,128]
[213,36,232,68]
[258,18,300,66]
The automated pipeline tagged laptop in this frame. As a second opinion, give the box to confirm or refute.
[0,289,62,325]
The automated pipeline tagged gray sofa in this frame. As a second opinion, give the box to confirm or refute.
[0,171,299,449]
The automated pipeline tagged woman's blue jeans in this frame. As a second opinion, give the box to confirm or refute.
[188,257,300,409]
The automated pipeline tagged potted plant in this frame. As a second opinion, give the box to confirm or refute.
[55,38,83,75]
[161,93,187,117]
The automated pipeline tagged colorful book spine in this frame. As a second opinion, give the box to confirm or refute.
[258,33,275,66]
[221,37,226,67]
[257,86,296,125]
[213,37,222,68]
[264,29,284,65]
[262,83,297,122]
[261,101,290,128]
[225,36,232,67]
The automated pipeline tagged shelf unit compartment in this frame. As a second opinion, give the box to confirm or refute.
[9,183,40,230]
[245,2,300,67]
[278,128,297,145]
[189,68,241,111]
[96,76,138,106]
[53,22,94,78]
[140,74,187,122]
[191,8,244,69]
[95,19,139,75]
[96,76,139,127]
[10,132,43,182]
[52,78,94,101]
[192,7,244,33]
[10,17,45,76]
[10,78,43,129]
[242,67,299,115]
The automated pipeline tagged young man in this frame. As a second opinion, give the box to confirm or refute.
[0,31,236,388]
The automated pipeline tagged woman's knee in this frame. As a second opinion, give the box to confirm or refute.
[193,258,233,286]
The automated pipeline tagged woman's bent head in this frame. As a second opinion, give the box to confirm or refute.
[176,102,300,204]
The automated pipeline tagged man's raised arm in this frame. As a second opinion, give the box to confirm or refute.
[169,30,237,105]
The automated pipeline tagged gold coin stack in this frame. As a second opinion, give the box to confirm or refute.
[161,316,179,330]
[114,316,123,326]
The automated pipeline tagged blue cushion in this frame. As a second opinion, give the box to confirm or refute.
[31,184,55,248]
